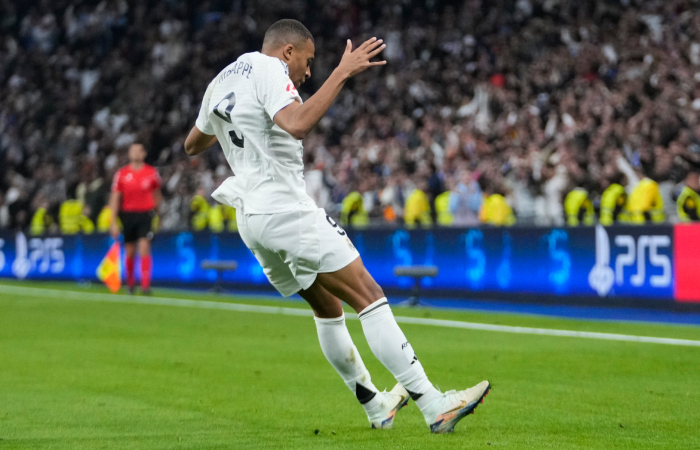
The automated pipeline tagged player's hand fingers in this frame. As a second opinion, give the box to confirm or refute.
[358,37,377,51]
[367,43,386,59]
[363,39,383,54]
[368,60,387,66]
[344,39,352,54]
[365,39,384,52]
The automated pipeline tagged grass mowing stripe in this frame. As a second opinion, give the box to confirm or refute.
[2,284,700,347]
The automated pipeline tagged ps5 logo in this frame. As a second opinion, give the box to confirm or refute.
[588,225,671,296]
[11,233,65,280]
[11,232,31,279]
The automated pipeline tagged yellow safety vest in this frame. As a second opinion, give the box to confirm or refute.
[59,200,94,234]
[81,215,95,234]
[564,188,595,226]
[677,186,700,222]
[404,189,432,228]
[600,183,628,226]
[480,194,515,226]
[30,207,48,236]
[190,195,210,231]
[97,207,111,233]
[208,204,225,233]
[435,191,454,226]
[222,205,238,232]
[96,206,122,233]
[627,178,664,224]
[59,200,82,234]
[340,192,369,228]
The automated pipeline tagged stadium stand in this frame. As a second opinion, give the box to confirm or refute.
[1,0,700,232]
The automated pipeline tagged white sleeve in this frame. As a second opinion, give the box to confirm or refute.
[257,58,302,120]
[195,80,216,135]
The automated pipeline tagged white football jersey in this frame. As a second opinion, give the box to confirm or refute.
[196,52,317,214]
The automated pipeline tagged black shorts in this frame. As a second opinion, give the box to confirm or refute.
[120,211,155,243]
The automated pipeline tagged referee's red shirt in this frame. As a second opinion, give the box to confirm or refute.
[112,164,161,212]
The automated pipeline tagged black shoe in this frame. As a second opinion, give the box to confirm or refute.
[128,286,136,295]
[141,288,152,296]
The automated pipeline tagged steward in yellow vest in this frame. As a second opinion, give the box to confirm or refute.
[564,188,595,226]
[677,186,700,221]
[190,194,210,231]
[340,191,369,228]
[222,205,238,231]
[599,183,628,225]
[30,207,52,236]
[208,204,225,233]
[627,178,664,224]
[480,194,515,226]
[59,200,95,234]
[434,191,454,226]
[404,189,432,228]
[97,206,122,233]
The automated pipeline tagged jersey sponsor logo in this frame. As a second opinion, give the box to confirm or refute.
[286,82,297,95]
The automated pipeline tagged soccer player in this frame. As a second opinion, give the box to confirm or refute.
[109,143,162,295]
[184,19,489,433]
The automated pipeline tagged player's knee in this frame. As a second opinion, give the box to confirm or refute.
[312,301,343,319]
[138,240,150,255]
[357,268,384,301]
[367,280,384,302]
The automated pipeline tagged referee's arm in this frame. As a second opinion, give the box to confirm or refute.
[153,188,162,211]
[109,190,121,239]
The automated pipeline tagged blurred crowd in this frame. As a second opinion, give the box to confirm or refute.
[2,0,700,234]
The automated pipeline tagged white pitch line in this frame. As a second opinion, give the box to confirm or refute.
[1,284,699,347]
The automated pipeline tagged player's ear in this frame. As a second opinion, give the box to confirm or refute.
[282,44,294,62]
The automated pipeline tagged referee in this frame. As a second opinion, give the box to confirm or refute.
[109,143,162,294]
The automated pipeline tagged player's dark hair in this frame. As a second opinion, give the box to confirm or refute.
[263,19,314,50]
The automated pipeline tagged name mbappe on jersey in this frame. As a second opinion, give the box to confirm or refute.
[218,60,253,82]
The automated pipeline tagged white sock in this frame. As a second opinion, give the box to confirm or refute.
[314,314,382,411]
[359,298,441,412]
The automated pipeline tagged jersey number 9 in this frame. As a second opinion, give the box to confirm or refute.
[214,92,245,148]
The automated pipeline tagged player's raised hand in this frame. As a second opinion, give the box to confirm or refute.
[337,37,386,78]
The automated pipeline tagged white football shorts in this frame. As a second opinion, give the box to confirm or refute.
[236,208,360,297]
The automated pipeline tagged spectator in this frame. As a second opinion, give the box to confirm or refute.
[2,0,700,231]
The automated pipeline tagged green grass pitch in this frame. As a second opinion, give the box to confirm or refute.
[1,280,699,449]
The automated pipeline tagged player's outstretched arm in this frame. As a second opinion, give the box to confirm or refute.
[184,127,218,156]
[274,37,386,140]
